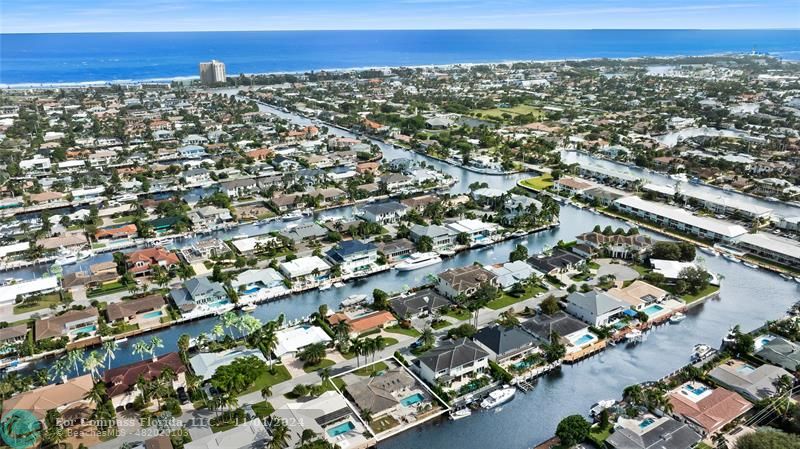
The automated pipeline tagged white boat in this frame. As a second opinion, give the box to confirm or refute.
[669,312,686,323]
[438,249,457,257]
[151,237,173,247]
[340,294,368,307]
[480,386,516,409]
[625,329,643,341]
[589,399,616,416]
[1,278,23,286]
[794,277,800,284]
[55,248,91,266]
[722,253,740,263]
[698,247,718,257]
[780,273,793,281]
[319,283,332,291]
[395,252,443,271]
[449,407,472,420]
[282,210,304,221]
[691,344,714,362]
[333,282,345,288]
[241,304,257,312]
[743,262,759,269]
[116,337,129,344]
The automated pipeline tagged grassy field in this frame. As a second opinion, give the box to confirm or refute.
[471,104,545,121]
[486,285,547,310]
[239,365,291,396]
[354,361,388,376]
[252,401,274,419]
[679,285,720,303]
[519,173,554,191]
[13,293,61,314]
[445,308,472,321]
[384,325,421,337]
[302,358,335,373]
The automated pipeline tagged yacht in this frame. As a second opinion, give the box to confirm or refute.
[54,249,91,266]
[780,273,794,281]
[282,210,304,221]
[241,304,257,312]
[698,246,718,257]
[589,399,617,417]
[395,252,443,271]
[722,253,740,263]
[625,329,643,342]
[438,249,457,257]
[480,386,516,409]
[691,344,714,362]
[742,262,759,269]
[449,407,472,420]
[669,312,687,323]
[333,282,346,288]
[318,283,332,291]
[340,294,368,308]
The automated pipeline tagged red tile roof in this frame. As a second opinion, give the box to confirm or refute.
[103,352,186,397]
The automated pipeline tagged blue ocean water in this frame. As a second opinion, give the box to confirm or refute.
[1,29,799,85]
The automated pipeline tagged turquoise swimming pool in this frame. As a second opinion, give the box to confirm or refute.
[243,285,261,295]
[401,393,424,406]
[71,324,96,334]
[643,304,664,315]
[573,333,596,346]
[639,417,655,428]
[142,310,163,319]
[326,421,354,437]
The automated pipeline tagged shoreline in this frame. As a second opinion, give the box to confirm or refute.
[0,51,767,89]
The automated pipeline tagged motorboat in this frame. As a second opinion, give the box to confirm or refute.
[795,277,800,284]
[4,361,30,373]
[241,304,257,312]
[780,273,794,281]
[722,253,740,263]
[449,407,472,420]
[589,399,616,417]
[282,210,304,221]
[625,329,643,342]
[340,294,368,308]
[480,386,516,409]
[395,252,443,271]
[691,344,714,362]
[319,283,332,291]
[669,312,687,323]
[54,249,91,266]
[438,249,457,257]
[333,282,345,288]
[698,247,718,257]
[742,262,759,269]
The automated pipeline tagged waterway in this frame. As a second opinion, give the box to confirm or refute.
[9,101,800,449]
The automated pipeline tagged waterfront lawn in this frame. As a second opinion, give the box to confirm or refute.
[303,358,335,373]
[370,414,400,434]
[13,293,61,314]
[677,285,720,303]
[239,365,291,396]
[445,308,471,321]
[588,425,612,447]
[354,361,388,376]
[384,325,421,338]
[251,401,274,419]
[520,174,554,191]
[487,285,547,310]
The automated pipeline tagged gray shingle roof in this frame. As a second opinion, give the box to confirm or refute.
[417,338,489,372]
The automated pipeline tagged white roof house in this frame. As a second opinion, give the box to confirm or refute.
[486,261,538,289]
[0,276,59,305]
[445,219,499,236]
[274,325,332,357]
[184,418,268,449]
[189,348,266,379]
[278,256,331,280]
[650,259,720,284]
[230,235,280,254]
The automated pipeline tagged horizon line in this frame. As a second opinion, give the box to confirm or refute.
[3,27,800,36]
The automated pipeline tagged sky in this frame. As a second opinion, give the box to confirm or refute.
[1,0,798,33]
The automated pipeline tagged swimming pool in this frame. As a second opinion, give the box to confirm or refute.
[243,286,261,295]
[326,421,355,437]
[71,325,96,334]
[142,310,163,319]
[573,333,596,346]
[639,417,656,428]
[643,304,664,316]
[401,393,424,406]
[682,384,709,400]
[736,364,756,375]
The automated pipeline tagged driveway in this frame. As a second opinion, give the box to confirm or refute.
[595,259,639,282]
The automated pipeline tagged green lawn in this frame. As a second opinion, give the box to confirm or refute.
[251,401,274,419]
[13,293,61,314]
[630,263,651,276]
[380,337,399,348]
[679,285,720,303]
[431,320,450,330]
[321,377,347,393]
[354,361,388,376]
[239,364,291,396]
[471,104,545,121]
[486,285,547,310]
[303,358,335,373]
[86,281,128,298]
[112,215,136,224]
[370,414,400,434]
[384,325,421,337]
[588,425,612,447]
[445,308,471,321]
[519,174,554,191]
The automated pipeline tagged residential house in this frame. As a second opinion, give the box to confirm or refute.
[417,338,490,386]
[485,260,538,290]
[575,232,654,260]
[361,202,408,225]
[345,368,417,417]
[0,324,28,349]
[445,219,500,246]
[378,238,415,262]
[189,348,267,379]
[756,337,800,371]
[605,415,701,449]
[668,382,752,434]
[527,248,585,276]
[435,265,498,299]
[278,256,331,286]
[708,359,792,402]
[606,281,668,311]
[274,325,333,358]
[95,224,138,241]
[230,268,288,303]
[220,178,259,198]
[170,277,230,315]
[126,247,180,276]
[279,222,327,243]
[2,374,94,423]
[105,294,167,325]
[103,352,187,410]
[474,324,538,364]
[409,224,457,252]
[389,288,451,319]
[34,308,99,341]
[521,311,588,344]
[564,290,627,326]
[328,310,397,337]
[325,240,378,275]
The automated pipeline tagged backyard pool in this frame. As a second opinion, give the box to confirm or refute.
[639,417,656,428]
[572,333,596,346]
[142,310,163,319]
[643,304,664,316]
[681,383,710,400]
[243,285,261,295]
[71,325,97,334]
[326,421,355,437]
[736,363,756,375]
[401,393,425,407]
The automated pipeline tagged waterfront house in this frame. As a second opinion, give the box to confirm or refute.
[177,144,206,159]
[564,290,627,326]
[2,374,94,423]
[606,281,669,311]
[274,325,333,358]
[181,168,211,185]
[521,311,588,344]
[126,247,180,277]
[273,391,370,448]
[377,238,415,262]
[37,232,88,251]
[445,219,500,246]
[345,367,417,417]
[361,202,408,225]
[485,260,538,290]
[389,288,451,319]
[734,232,800,270]
[575,231,654,260]
[325,240,378,275]
[0,324,28,349]
[417,338,490,386]
[180,238,230,263]
[278,256,331,286]
[553,177,595,197]
[328,310,397,337]
[527,248,585,277]
[474,324,538,364]
[409,224,457,252]
[170,277,230,315]
[220,178,259,198]
[95,223,138,241]
[667,382,752,435]
[435,265,498,299]
[0,276,59,306]
[606,415,701,449]
[755,336,800,371]
[103,352,187,410]
[34,308,99,342]
[279,222,327,243]
[189,348,267,379]
[105,294,167,325]
[188,205,233,228]
[708,359,792,402]
[230,268,288,303]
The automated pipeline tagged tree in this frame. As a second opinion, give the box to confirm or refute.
[102,340,118,369]
[555,414,591,447]
[509,244,528,262]
[268,418,291,449]
[678,266,711,295]
[299,342,327,366]
[456,232,471,246]
[448,323,477,339]
[372,288,389,309]
[540,295,560,315]
[735,429,800,449]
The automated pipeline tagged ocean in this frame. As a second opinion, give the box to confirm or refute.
[1,29,799,85]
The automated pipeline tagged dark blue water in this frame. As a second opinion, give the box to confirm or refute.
[2,29,799,84]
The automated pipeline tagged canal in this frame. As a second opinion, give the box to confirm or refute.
[11,99,800,449]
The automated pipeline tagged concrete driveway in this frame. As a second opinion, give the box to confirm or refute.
[595,259,639,282]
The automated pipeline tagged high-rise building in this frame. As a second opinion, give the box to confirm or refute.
[199,60,226,85]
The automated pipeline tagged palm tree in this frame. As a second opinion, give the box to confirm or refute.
[49,358,71,384]
[220,311,237,338]
[319,367,331,388]
[85,382,106,407]
[421,328,435,348]
[268,419,290,449]
[83,351,103,380]
[360,409,373,424]
[334,321,352,350]
[260,386,272,400]
[44,424,67,449]
[372,336,385,362]
[132,340,149,360]
[211,324,225,341]
[623,384,644,408]
[102,340,118,369]
[255,327,278,369]
[66,350,83,376]
[149,336,164,361]
[350,338,363,367]
[299,343,326,366]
